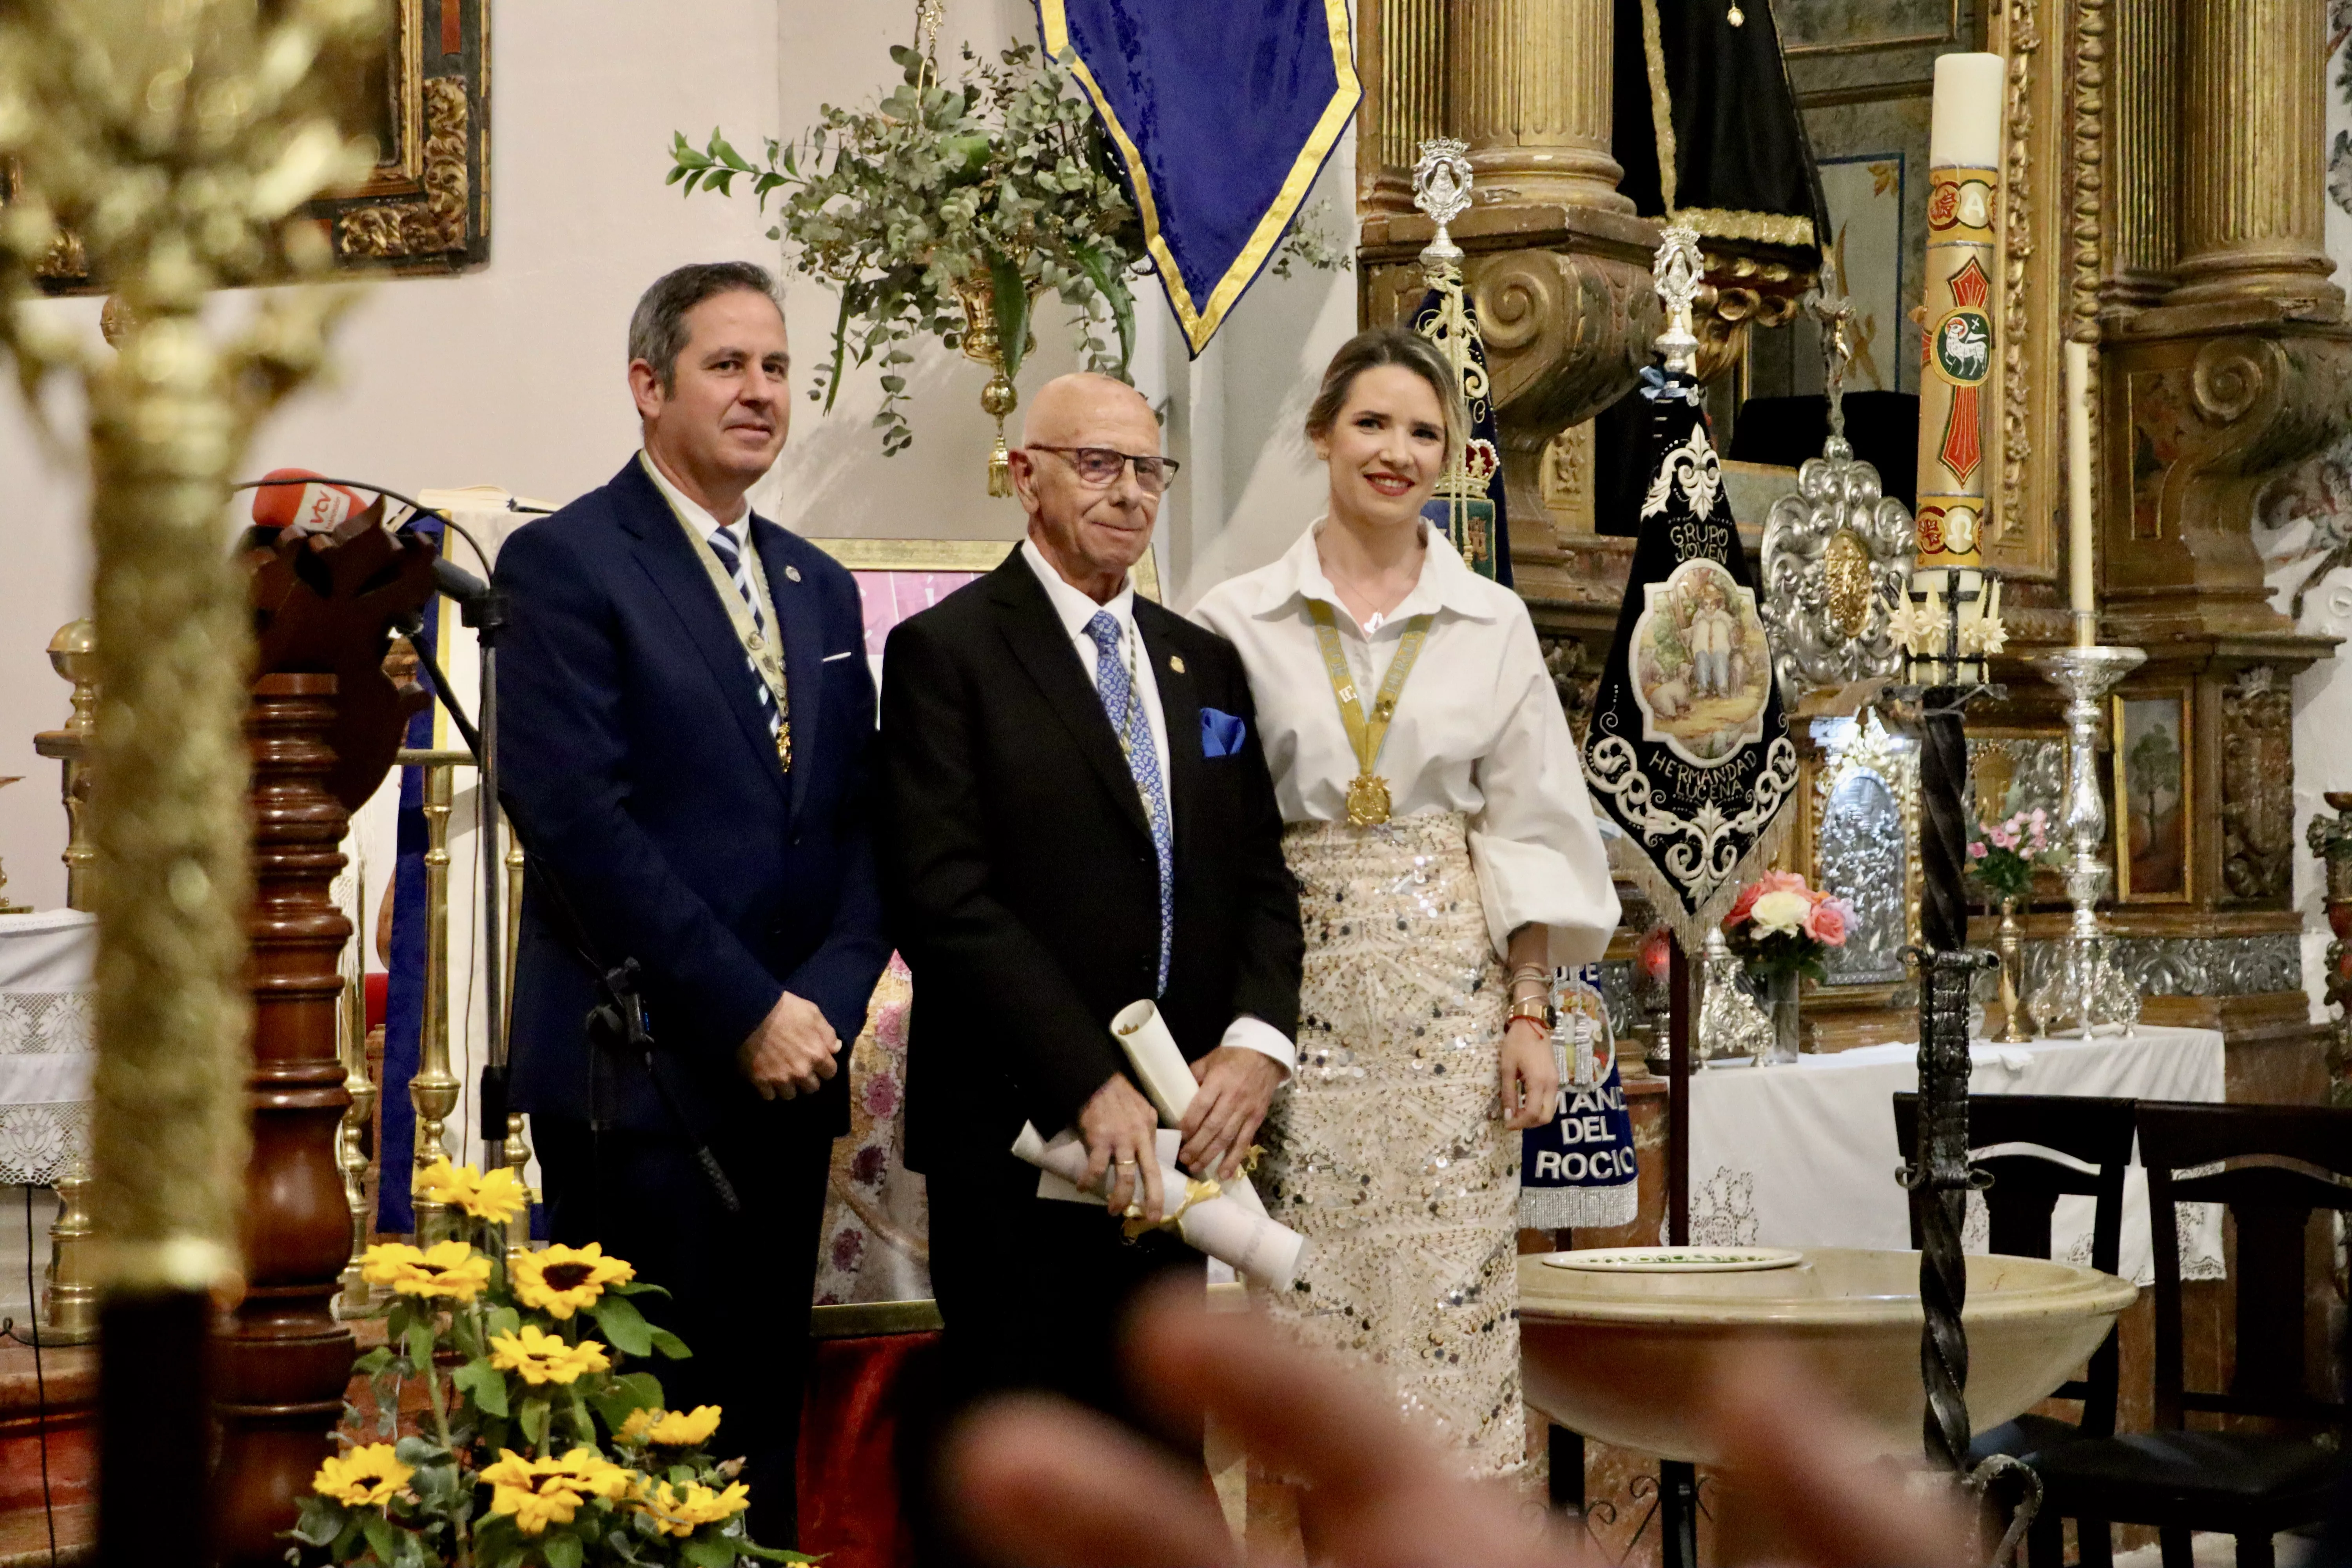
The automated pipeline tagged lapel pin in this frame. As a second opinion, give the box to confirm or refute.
[1169,654,1186,674]
[784,564,802,583]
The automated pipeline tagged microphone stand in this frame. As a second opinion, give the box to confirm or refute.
[467,586,511,1174]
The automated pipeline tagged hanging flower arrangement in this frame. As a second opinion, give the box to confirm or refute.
[292,1160,802,1568]
[665,38,1343,486]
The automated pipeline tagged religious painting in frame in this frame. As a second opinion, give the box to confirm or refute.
[1778,0,1962,58]
[1813,153,1906,394]
[2112,687,2193,903]
[1967,728,2068,898]
[5,0,488,292]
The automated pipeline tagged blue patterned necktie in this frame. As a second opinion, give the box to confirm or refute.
[706,523,779,746]
[1087,610,1172,996]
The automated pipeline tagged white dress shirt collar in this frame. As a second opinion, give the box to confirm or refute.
[1020,535,1139,637]
[1234,516,1502,627]
[639,449,747,540]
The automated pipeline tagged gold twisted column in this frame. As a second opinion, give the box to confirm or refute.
[410,758,461,1241]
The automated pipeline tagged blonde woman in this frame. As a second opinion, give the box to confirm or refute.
[1192,326,1619,1481]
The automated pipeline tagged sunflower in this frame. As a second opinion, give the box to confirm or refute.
[510,1241,635,1319]
[479,1449,592,1536]
[359,1240,492,1303]
[312,1443,412,1507]
[632,1475,752,1537]
[416,1159,530,1224]
[618,1403,722,1447]
[542,1445,633,1502]
[487,1323,612,1385]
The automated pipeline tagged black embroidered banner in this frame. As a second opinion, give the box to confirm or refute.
[1581,367,1798,948]
[1410,282,1513,586]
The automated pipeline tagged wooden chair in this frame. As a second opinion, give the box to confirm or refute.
[1891,1092,2138,1460]
[2030,1101,2352,1568]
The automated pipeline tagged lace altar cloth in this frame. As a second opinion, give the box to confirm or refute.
[1685,1026,2230,1283]
[0,909,97,1187]
[1259,811,1525,1480]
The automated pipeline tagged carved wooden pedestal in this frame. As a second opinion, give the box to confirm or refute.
[215,673,359,1564]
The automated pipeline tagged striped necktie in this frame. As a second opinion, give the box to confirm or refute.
[1087,610,1172,995]
[706,523,778,744]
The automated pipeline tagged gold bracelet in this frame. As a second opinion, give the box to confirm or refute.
[1506,997,1552,1029]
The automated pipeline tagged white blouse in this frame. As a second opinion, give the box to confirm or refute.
[1191,521,1621,965]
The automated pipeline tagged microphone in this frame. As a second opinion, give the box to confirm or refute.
[250,468,365,538]
[430,555,491,605]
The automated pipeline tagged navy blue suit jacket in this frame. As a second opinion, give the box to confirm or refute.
[496,456,888,1140]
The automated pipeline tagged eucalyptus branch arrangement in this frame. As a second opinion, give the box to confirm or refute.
[667,40,1344,460]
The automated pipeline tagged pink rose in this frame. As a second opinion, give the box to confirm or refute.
[861,1072,901,1120]
[1968,841,1989,860]
[1726,870,1811,929]
[1804,898,1849,946]
[1989,825,2018,851]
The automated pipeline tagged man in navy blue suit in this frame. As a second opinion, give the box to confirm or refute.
[496,261,888,1546]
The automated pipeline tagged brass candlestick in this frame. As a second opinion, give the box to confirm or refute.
[410,759,461,1241]
[33,620,98,912]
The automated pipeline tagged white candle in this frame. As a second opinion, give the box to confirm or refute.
[1929,54,2006,169]
[2066,339,2097,645]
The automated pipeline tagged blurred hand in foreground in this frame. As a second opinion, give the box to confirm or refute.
[944,1283,1974,1568]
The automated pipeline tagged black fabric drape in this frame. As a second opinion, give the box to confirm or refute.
[1610,0,1829,257]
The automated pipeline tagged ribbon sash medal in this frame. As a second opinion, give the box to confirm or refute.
[654,474,793,772]
[1519,965,1638,1229]
[1307,601,1432,827]
[1579,367,1798,947]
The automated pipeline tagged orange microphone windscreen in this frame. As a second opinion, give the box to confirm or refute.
[252,468,365,536]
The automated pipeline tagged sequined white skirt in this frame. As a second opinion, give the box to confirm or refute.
[1259,810,1523,1479]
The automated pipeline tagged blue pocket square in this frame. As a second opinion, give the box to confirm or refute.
[1201,707,1248,759]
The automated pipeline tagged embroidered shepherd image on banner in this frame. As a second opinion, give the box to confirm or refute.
[1037,0,1358,355]
[1410,279,1514,585]
[1582,370,1798,950]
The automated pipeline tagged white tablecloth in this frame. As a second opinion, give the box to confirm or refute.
[0,909,96,1185]
[1686,1026,2227,1283]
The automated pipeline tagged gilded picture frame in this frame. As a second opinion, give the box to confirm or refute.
[2112,687,2194,904]
[6,0,488,291]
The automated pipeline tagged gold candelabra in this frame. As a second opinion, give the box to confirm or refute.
[27,622,102,1343]
[409,755,462,1241]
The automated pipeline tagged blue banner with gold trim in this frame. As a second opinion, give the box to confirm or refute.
[1038,0,1359,355]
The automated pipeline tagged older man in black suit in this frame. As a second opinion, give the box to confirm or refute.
[497,261,889,1546]
[881,373,1303,1446]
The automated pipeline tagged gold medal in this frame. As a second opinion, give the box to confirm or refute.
[776,721,792,771]
[1308,602,1432,833]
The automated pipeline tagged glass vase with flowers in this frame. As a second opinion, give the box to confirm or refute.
[1720,871,1851,1063]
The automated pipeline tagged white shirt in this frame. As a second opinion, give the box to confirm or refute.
[1020,538,1295,1075]
[639,450,748,548]
[1192,520,1621,964]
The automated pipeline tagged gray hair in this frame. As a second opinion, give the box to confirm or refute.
[627,261,785,392]
[1302,325,1468,472]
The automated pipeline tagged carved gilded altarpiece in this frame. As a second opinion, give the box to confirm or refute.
[6,0,488,288]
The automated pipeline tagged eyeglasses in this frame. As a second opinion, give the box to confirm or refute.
[1025,445,1181,496]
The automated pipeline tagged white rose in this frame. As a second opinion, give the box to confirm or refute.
[1748,889,1811,937]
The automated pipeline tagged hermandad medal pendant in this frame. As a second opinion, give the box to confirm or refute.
[1345,772,1392,828]
[777,722,792,771]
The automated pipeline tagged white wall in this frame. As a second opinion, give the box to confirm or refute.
[0,0,1357,909]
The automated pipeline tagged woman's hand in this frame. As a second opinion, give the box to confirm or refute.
[1499,1015,1557,1130]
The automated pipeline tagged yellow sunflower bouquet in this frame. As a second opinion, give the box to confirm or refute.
[292,1160,806,1568]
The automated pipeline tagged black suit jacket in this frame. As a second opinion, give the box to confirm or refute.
[496,456,889,1140]
[880,551,1303,1174]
